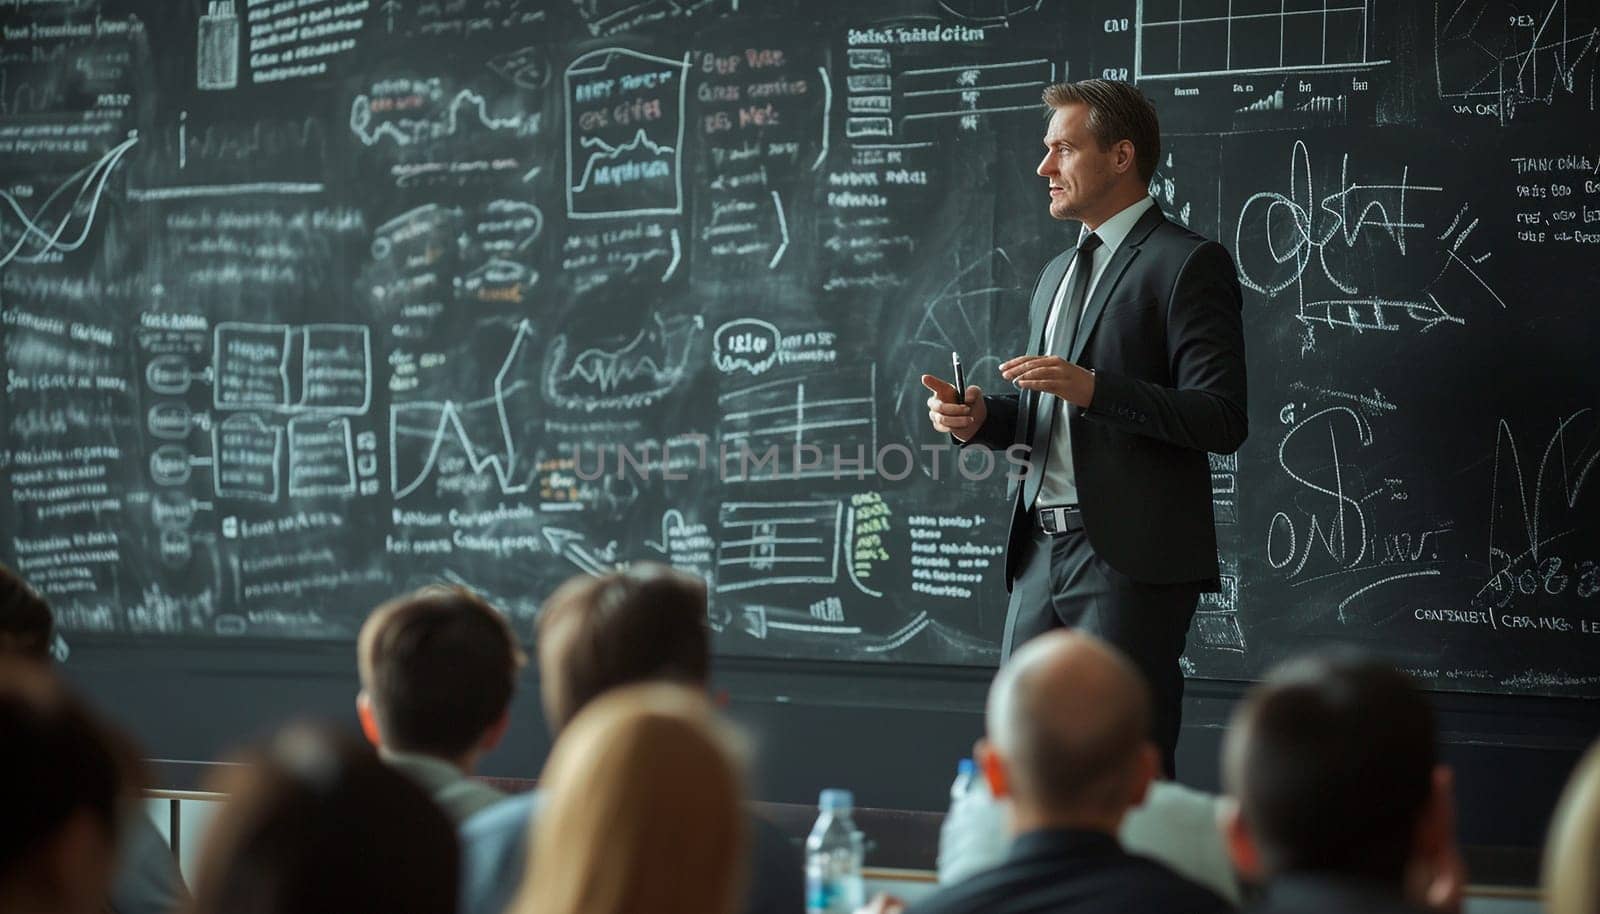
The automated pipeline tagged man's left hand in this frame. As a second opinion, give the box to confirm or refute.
[999,355,1095,408]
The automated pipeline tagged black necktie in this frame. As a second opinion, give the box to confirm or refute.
[1023,232,1102,508]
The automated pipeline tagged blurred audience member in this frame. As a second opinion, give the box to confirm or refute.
[188,722,458,914]
[357,584,524,822]
[1220,654,1463,914]
[460,565,799,914]
[509,683,746,914]
[0,660,139,914]
[1543,740,1600,914]
[906,631,1231,914]
[1,562,187,914]
[0,562,53,661]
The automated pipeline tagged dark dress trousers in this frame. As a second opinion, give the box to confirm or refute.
[964,203,1248,773]
[908,828,1233,914]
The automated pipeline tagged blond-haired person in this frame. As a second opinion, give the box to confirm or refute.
[510,682,747,914]
[1544,741,1600,914]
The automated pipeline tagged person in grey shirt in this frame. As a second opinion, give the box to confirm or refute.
[356,584,525,823]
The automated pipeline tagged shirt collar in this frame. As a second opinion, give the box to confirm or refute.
[379,748,466,783]
[1007,827,1123,863]
[1264,873,1420,912]
[1079,195,1157,256]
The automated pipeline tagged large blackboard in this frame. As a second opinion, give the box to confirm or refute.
[3,0,1598,695]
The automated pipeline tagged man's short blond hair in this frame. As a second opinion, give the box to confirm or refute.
[1043,79,1162,185]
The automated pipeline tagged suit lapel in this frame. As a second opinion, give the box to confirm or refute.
[1029,248,1076,354]
[1019,248,1076,447]
[1068,205,1165,363]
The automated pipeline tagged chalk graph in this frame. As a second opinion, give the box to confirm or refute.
[719,367,880,482]
[565,48,689,218]
[570,129,676,194]
[390,321,536,500]
[1435,0,1599,122]
[1136,0,1388,80]
[716,500,843,592]
[349,85,531,148]
[543,314,701,412]
[1,135,138,269]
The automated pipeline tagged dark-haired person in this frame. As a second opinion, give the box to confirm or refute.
[905,631,1231,914]
[188,722,459,914]
[1220,655,1464,914]
[0,562,53,660]
[0,660,139,914]
[923,79,1248,774]
[357,584,525,823]
[1,563,189,914]
[459,564,800,914]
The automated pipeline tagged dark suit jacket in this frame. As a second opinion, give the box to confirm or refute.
[966,204,1248,588]
[1246,874,1430,914]
[908,828,1233,914]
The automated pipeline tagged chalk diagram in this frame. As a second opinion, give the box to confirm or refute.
[1232,78,1353,124]
[544,313,702,412]
[350,82,533,148]
[197,2,240,90]
[1136,0,1389,80]
[0,69,67,115]
[1,135,138,269]
[205,323,373,502]
[844,52,1056,141]
[390,321,537,499]
[892,248,1014,466]
[1233,139,1506,353]
[1266,403,1450,624]
[718,367,880,482]
[936,0,1043,25]
[1193,555,1245,653]
[716,501,843,592]
[1435,0,1599,123]
[569,0,721,37]
[1477,410,1600,611]
[565,49,689,218]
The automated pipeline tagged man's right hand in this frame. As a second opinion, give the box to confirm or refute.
[922,374,986,443]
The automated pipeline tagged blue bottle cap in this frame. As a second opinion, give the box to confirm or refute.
[819,788,854,811]
[957,758,976,776]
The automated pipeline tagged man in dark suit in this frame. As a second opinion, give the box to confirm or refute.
[1218,655,1464,914]
[903,630,1231,914]
[924,79,1247,774]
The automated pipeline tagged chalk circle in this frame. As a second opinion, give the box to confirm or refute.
[149,445,193,485]
[150,490,196,529]
[145,355,193,395]
[147,401,193,439]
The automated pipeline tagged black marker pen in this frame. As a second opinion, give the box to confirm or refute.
[951,352,967,406]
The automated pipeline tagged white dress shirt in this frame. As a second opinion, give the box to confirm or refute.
[1034,195,1157,508]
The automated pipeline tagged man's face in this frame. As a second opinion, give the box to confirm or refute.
[1036,103,1117,222]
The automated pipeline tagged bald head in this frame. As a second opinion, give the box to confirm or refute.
[986,631,1153,821]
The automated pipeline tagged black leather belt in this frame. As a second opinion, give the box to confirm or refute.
[1035,505,1084,535]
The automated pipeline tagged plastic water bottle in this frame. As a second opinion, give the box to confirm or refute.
[805,788,864,914]
[938,758,1010,884]
[950,757,976,803]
